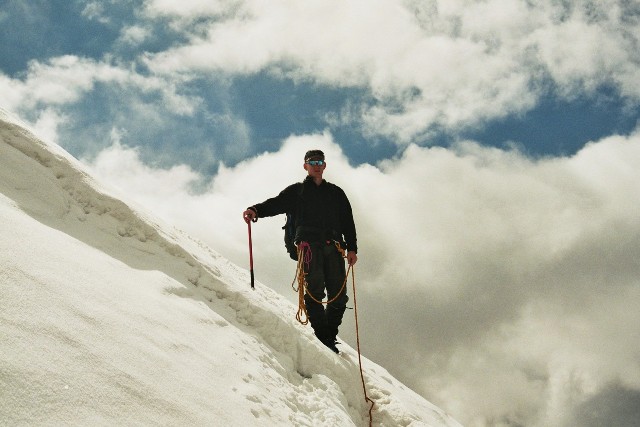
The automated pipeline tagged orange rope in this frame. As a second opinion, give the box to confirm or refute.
[350,266,375,426]
[291,242,375,426]
[291,243,310,324]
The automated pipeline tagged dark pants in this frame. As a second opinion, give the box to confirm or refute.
[303,242,349,343]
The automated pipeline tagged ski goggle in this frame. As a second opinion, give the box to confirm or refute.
[306,160,325,166]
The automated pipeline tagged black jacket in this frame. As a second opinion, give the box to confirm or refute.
[252,176,358,253]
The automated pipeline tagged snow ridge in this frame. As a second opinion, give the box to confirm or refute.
[0,109,461,426]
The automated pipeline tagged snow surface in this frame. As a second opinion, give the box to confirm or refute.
[0,108,462,427]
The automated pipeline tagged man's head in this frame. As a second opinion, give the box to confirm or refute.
[304,149,325,163]
[304,149,326,181]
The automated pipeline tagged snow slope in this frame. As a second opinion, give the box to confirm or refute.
[0,108,462,427]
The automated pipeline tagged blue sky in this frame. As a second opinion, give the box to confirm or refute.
[2,1,640,426]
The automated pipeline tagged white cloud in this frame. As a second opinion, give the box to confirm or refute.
[4,0,638,154]
[0,55,203,147]
[140,0,640,143]
[30,108,69,145]
[118,25,151,46]
[530,15,632,97]
[143,0,242,19]
[83,128,640,426]
[0,55,200,115]
[0,56,125,110]
[88,138,201,208]
[81,2,110,24]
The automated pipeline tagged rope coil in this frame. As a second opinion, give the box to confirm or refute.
[292,242,350,323]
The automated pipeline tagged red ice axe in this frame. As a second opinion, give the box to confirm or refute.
[247,218,257,289]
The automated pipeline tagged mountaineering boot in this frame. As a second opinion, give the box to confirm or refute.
[322,337,340,354]
[314,329,339,354]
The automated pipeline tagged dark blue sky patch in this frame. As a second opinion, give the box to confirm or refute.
[0,0,187,74]
[333,128,400,166]
[0,0,123,75]
[229,72,370,155]
[51,80,243,176]
[462,90,640,158]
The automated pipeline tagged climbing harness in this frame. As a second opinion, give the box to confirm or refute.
[291,241,375,426]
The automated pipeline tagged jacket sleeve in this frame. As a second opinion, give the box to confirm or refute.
[338,189,358,253]
[250,183,298,218]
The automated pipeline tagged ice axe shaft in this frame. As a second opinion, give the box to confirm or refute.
[248,220,255,289]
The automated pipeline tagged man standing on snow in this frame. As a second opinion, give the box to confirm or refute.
[243,149,358,353]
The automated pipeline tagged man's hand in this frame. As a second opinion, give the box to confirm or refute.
[347,251,358,266]
[243,209,257,224]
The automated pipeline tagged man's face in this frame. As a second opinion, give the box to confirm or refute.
[304,159,326,179]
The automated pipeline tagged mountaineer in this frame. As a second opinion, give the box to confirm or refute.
[243,149,358,353]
